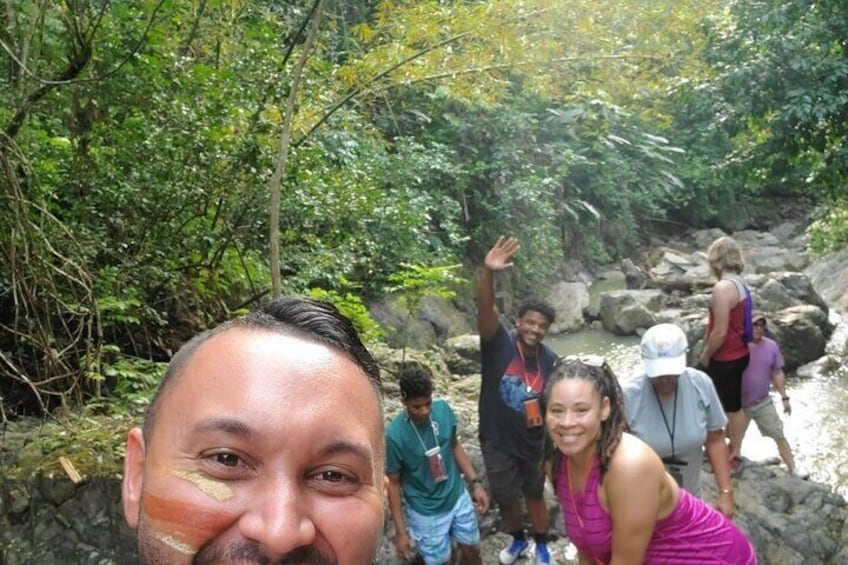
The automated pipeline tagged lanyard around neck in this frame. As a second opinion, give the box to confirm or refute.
[652,385,678,458]
[408,416,439,453]
[516,341,542,392]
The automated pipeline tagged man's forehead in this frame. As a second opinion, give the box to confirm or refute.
[179,327,348,376]
[519,310,550,323]
[152,327,385,441]
[157,328,371,417]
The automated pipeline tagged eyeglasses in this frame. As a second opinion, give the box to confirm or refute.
[554,354,607,370]
[753,320,766,328]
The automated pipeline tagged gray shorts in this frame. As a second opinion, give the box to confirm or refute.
[745,397,786,441]
[480,441,545,508]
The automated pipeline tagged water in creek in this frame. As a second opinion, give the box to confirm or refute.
[545,311,848,500]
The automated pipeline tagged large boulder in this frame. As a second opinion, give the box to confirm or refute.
[746,246,810,273]
[765,305,832,371]
[369,295,473,350]
[805,245,848,313]
[442,334,481,375]
[704,462,848,565]
[545,281,590,334]
[598,290,666,335]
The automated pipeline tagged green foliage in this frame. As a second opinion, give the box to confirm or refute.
[387,263,466,356]
[387,263,466,309]
[85,345,165,412]
[2,0,843,420]
[807,202,848,254]
[663,0,848,222]
[307,287,385,344]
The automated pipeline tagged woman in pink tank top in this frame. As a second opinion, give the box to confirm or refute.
[544,356,757,564]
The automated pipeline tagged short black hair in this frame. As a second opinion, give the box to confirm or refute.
[142,296,382,442]
[399,367,432,401]
[518,299,556,325]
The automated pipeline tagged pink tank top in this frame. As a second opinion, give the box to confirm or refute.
[556,457,757,564]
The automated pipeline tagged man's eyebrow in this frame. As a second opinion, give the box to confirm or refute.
[190,417,254,439]
[318,439,374,463]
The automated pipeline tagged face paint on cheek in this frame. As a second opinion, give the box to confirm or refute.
[142,492,237,553]
[172,469,234,502]
[152,533,195,555]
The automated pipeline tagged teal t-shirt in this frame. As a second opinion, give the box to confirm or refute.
[385,398,464,515]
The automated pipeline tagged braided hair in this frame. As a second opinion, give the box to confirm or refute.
[544,356,630,487]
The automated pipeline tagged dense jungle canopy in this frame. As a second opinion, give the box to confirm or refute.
[1,0,847,418]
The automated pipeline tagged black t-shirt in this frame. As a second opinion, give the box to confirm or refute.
[479,323,557,462]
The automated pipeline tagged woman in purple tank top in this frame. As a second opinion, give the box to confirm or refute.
[544,356,757,564]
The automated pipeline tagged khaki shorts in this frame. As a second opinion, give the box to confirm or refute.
[744,397,786,441]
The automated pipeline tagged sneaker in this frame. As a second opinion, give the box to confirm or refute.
[499,537,531,564]
[535,541,555,565]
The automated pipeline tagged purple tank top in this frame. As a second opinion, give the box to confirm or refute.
[556,457,757,564]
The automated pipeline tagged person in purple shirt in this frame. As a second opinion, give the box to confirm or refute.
[545,355,756,564]
[740,313,807,478]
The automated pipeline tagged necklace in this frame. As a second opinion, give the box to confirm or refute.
[516,342,542,394]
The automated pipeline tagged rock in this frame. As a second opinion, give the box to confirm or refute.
[767,305,832,370]
[692,227,729,251]
[746,246,810,273]
[599,290,666,335]
[709,462,848,565]
[369,295,473,350]
[805,245,848,313]
[545,281,590,334]
[772,272,829,311]
[795,355,840,379]
[442,334,481,375]
[0,478,137,564]
[620,258,646,290]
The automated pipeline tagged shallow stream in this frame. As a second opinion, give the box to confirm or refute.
[546,311,848,499]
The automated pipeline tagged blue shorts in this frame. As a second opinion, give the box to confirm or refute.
[404,489,480,565]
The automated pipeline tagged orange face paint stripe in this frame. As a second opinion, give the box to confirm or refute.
[142,492,236,550]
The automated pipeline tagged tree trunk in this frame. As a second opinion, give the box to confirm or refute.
[269,0,325,298]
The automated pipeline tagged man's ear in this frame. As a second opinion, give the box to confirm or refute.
[122,427,146,528]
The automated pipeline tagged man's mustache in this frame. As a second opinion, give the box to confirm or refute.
[193,542,338,565]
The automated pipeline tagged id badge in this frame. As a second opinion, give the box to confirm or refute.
[425,446,448,483]
[523,397,543,428]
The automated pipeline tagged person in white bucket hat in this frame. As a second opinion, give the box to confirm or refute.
[622,323,736,519]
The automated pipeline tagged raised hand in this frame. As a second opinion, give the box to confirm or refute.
[484,236,520,271]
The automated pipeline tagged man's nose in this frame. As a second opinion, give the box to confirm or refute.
[238,476,317,556]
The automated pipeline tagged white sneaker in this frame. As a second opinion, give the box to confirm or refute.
[499,537,532,564]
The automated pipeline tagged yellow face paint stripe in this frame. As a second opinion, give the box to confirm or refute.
[172,469,234,502]
[152,532,196,555]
